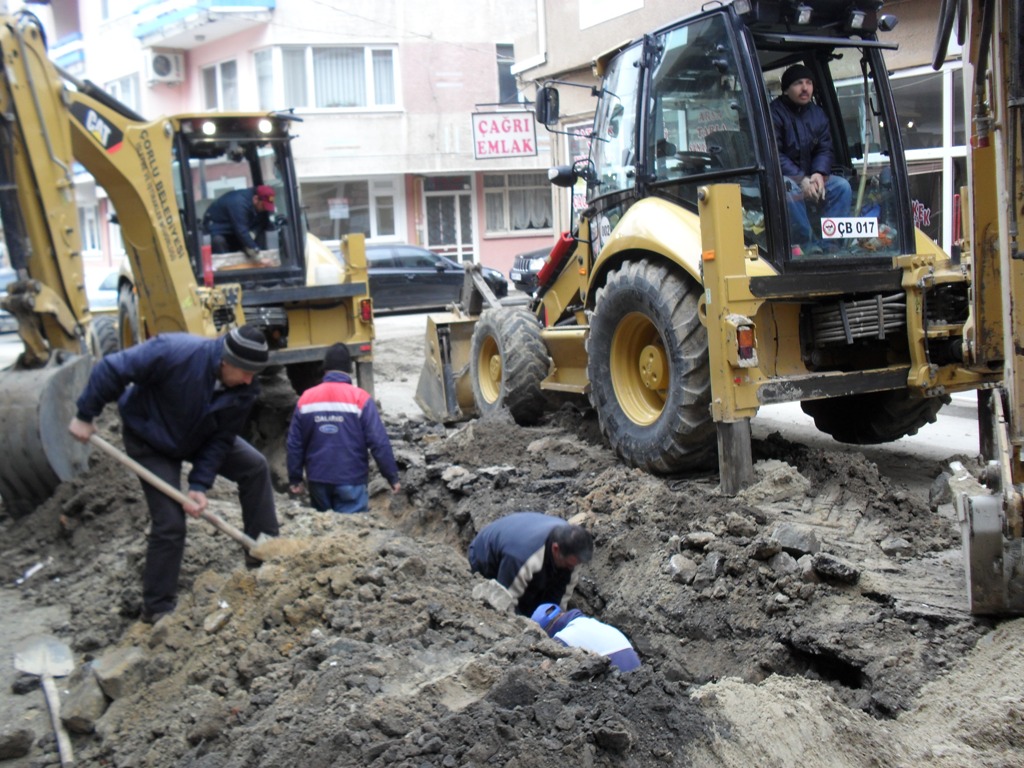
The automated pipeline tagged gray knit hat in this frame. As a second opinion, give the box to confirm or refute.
[222,324,269,372]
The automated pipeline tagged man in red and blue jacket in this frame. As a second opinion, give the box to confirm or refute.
[286,344,400,513]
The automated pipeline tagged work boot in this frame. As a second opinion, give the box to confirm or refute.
[244,552,262,570]
[140,609,172,625]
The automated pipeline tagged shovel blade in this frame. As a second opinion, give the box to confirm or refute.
[13,634,74,678]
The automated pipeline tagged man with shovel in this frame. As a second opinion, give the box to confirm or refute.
[68,325,280,624]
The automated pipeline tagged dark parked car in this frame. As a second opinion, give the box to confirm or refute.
[509,246,551,295]
[345,244,508,312]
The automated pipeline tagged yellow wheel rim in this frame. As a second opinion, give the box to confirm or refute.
[609,312,668,425]
[476,334,502,405]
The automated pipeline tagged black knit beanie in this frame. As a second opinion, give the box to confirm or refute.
[222,325,269,372]
[323,343,352,373]
[781,64,813,91]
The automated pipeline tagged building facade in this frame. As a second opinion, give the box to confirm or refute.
[17,0,969,277]
[35,0,554,275]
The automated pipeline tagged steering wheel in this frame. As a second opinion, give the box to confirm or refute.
[674,151,717,172]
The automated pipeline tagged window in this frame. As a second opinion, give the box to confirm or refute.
[302,177,401,240]
[497,44,517,104]
[105,73,139,112]
[255,49,273,111]
[483,172,552,233]
[281,46,396,109]
[203,60,238,111]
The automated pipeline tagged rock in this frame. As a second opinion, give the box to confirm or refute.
[694,552,725,586]
[739,460,812,503]
[928,471,953,509]
[797,554,819,583]
[472,579,514,612]
[668,554,698,584]
[769,551,798,574]
[771,523,821,556]
[812,552,860,584]
[747,536,782,560]
[63,672,109,734]
[879,536,912,557]
[0,726,34,759]
[441,465,476,491]
[593,721,633,753]
[726,512,759,538]
[92,646,147,701]
[204,607,234,634]
[682,531,716,550]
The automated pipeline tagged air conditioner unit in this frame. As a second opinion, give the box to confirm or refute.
[145,50,185,85]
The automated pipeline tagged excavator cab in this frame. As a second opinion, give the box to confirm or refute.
[175,114,307,285]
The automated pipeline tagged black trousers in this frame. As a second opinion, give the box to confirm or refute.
[123,431,279,614]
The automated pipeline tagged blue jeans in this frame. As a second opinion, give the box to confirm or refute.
[309,481,369,514]
[786,175,852,249]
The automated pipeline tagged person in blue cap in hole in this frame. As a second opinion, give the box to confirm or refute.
[531,603,641,672]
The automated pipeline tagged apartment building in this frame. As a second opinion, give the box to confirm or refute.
[513,0,968,253]
[35,0,552,275]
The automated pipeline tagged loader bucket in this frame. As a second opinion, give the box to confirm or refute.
[0,353,93,517]
[414,312,479,423]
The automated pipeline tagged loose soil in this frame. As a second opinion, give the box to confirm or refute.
[1,328,1022,767]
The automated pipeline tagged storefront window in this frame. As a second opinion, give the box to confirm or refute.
[302,181,370,240]
[952,68,965,146]
[891,71,944,150]
[302,179,402,240]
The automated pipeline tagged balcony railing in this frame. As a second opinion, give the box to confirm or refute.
[133,0,275,50]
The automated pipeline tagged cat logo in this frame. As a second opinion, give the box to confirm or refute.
[70,102,124,153]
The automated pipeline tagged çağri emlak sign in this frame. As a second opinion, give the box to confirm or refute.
[472,112,538,159]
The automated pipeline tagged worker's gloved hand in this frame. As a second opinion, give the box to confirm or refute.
[244,247,260,260]
[472,579,514,612]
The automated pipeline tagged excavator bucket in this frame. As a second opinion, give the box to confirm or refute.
[414,311,479,422]
[414,266,504,423]
[0,353,93,517]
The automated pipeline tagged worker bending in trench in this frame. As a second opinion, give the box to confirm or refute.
[68,325,280,624]
[468,511,593,616]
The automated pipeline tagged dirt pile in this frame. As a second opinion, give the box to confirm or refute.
[2,376,1024,766]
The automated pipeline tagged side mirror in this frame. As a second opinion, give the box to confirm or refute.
[535,85,560,127]
[547,164,577,188]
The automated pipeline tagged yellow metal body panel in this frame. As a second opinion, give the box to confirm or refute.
[0,19,87,357]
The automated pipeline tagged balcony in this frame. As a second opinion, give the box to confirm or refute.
[132,0,274,50]
[50,32,86,77]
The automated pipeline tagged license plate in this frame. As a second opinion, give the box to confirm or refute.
[511,271,523,281]
[820,216,878,239]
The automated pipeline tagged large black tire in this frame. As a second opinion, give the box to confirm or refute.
[587,259,715,473]
[117,284,139,350]
[470,307,550,425]
[800,390,950,444]
[88,315,119,358]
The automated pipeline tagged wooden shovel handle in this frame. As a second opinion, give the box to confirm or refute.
[41,673,74,767]
[88,434,257,551]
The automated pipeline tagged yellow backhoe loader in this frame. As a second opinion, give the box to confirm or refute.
[0,11,374,516]
[933,0,1024,614]
[419,0,997,486]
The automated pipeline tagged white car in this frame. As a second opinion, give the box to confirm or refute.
[85,269,119,312]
